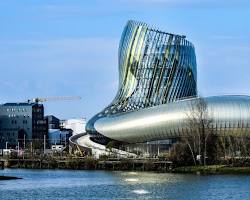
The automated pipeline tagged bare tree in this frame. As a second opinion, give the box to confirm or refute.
[185,97,214,166]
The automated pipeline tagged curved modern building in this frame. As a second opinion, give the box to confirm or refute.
[86,20,250,145]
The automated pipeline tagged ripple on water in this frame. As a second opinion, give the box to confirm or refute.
[124,178,139,182]
[132,189,150,195]
[128,172,138,175]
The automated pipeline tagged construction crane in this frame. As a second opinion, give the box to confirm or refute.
[27,96,81,103]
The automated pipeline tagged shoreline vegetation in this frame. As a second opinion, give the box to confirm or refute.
[172,165,250,175]
[2,157,250,175]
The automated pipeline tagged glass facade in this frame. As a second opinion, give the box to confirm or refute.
[86,20,250,145]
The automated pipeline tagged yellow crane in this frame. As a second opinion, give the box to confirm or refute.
[27,96,81,103]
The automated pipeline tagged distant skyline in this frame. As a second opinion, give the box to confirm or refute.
[0,0,249,119]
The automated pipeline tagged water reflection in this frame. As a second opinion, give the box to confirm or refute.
[132,189,150,195]
[124,178,139,182]
[120,171,182,184]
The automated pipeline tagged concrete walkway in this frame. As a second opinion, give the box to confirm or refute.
[70,133,136,158]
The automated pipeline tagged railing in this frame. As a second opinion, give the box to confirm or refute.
[69,133,92,156]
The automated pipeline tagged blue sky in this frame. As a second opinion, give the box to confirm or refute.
[0,0,249,120]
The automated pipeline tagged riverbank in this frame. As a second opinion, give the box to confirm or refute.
[3,157,250,175]
[172,165,250,175]
[1,157,172,172]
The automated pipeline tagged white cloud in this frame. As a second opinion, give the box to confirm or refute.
[117,0,250,8]
[0,37,118,51]
[0,37,119,70]
[124,0,248,3]
[210,35,248,40]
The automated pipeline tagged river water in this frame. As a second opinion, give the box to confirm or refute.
[1,169,250,200]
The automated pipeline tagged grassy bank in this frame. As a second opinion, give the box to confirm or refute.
[3,157,172,172]
[171,165,250,175]
[4,157,250,175]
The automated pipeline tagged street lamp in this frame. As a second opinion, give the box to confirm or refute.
[44,135,46,155]
[5,141,8,150]
[17,142,20,157]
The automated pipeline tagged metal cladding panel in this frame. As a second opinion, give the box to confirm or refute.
[86,21,250,145]
[86,20,197,144]
[94,96,250,143]
[94,20,196,114]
